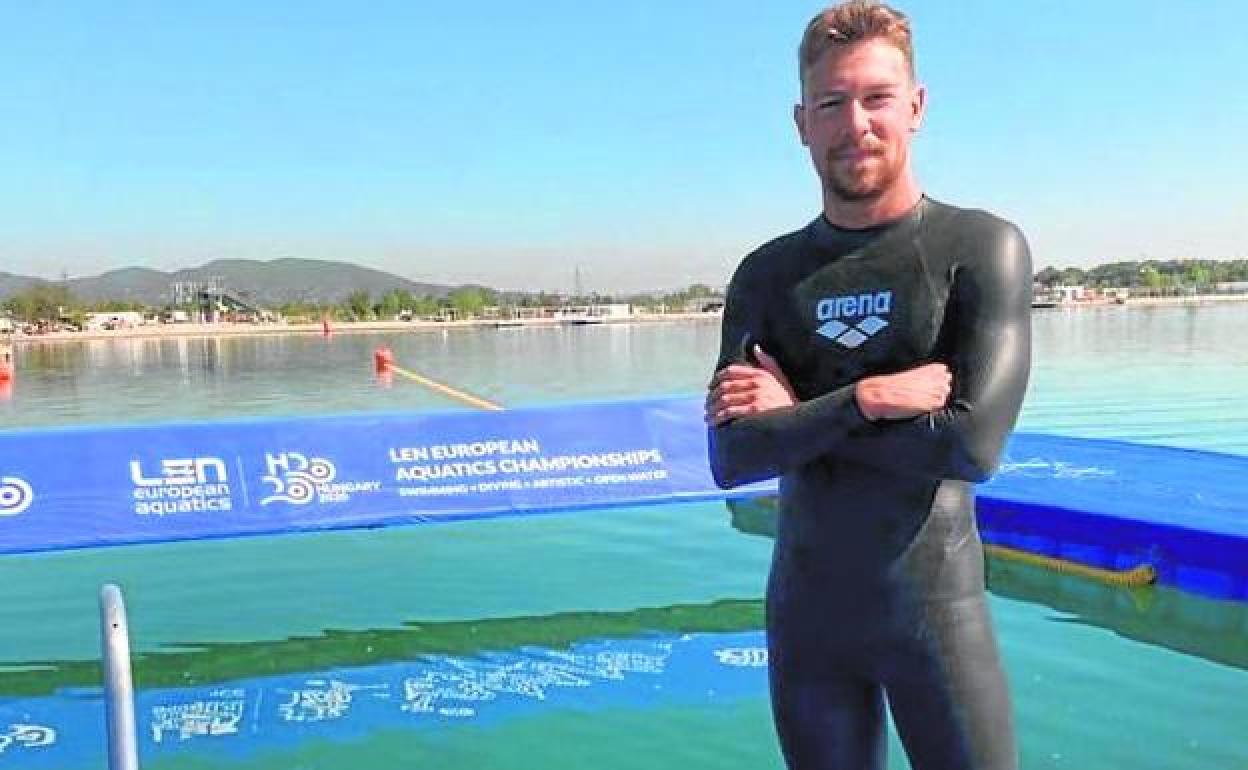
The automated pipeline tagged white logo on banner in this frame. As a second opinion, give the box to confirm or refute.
[400,647,670,718]
[714,647,769,667]
[261,452,336,505]
[0,477,34,517]
[260,452,381,506]
[130,457,228,486]
[150,689,245,744]
[0,724,57,755]
[130,457,233,516]
[278,679,387,723]
[997,458,1114,480]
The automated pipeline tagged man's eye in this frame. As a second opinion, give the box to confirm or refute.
[866,93,895,106]
[817,99,843,110]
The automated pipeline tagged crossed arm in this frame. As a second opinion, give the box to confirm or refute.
[707,223,1031,488]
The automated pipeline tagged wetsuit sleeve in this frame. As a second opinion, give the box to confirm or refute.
[827,218,1032,482]
[707,257,869,489]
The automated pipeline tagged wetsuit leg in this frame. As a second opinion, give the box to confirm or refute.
[768,664,887,770]
[767,552,889,770]
[883,595,1017,770]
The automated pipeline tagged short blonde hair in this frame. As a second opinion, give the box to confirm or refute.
[799,1,915,88]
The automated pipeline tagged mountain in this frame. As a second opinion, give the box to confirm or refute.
[67,267,172,304]
[0,271,47,298]
[2,259,457,306]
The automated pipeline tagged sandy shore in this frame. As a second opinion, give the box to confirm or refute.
[1124,294,1248,307]
[9,294,1244,344]
[9,312,722,344]
[1033,294,1248,311]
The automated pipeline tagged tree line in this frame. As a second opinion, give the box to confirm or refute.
[12,258,1242,325]
[1034,259,1248,290]
[0,282,727,324]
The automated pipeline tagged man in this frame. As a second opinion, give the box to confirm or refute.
[705,3,1031,769]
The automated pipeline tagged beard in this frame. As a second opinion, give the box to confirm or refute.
[821,145,904,202]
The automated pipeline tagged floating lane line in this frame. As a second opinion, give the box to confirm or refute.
[386,362,505,412]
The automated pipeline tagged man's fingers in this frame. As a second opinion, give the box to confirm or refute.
[709,364,756,389]
[708,399,784,426]
[705,387,759,424]
[709,391,754,411]
[712,380,756,403]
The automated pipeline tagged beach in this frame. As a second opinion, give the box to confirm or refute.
[7,311,722,344]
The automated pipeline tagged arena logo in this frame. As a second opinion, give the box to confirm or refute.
[0,476,34,517]
[814,289,893,349]
[260,452,381,506]
[129,457,233,516]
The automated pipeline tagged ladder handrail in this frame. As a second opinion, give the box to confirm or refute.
[100,583,140,770]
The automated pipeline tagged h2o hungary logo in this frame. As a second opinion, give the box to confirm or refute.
[0,476,34,516]
[814,290,893,349]
[261,452,337,505]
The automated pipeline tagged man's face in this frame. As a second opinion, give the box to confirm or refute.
[795,39,925,203]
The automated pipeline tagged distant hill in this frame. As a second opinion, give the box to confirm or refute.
[0,271,48,299]
[1,259,457,307]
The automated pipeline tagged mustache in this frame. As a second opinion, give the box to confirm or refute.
[827,141,885,159]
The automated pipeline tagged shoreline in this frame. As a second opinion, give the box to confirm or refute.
[1033,294,1248,310]
[1122,294,1248,307]
[8,294,1247,345]
[8,312,722,345]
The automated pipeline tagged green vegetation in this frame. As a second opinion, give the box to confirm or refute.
[1,282,77,323]
[0,282,172,327]
[4,258,1245,325]
[0,281,725,323]
[1034,259,1248,291]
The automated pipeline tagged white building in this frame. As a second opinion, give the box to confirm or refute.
[84,311,146,331]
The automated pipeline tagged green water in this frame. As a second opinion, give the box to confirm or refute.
[2,304,1247,768]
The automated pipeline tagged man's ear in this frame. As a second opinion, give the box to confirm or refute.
[910,84,927,133]
[794,103,810,147]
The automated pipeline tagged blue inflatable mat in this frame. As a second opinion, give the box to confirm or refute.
[1,397,1245,598]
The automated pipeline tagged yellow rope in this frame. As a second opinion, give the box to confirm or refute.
[387,363,504,412]
[984,544,1156,588]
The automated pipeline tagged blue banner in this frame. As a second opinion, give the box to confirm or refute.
[2,398,1246,598]
[0,398,774,554]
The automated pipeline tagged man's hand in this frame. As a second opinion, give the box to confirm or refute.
[854,363,951,421]
[705,345,797,426]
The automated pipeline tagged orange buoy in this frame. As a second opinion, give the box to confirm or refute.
[373,346,394,374]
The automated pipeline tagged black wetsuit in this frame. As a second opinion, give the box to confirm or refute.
[709,197,1031,770]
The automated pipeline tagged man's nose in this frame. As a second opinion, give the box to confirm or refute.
[844,99,871,136]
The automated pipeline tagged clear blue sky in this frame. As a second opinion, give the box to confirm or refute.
[2,1,1245,292]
